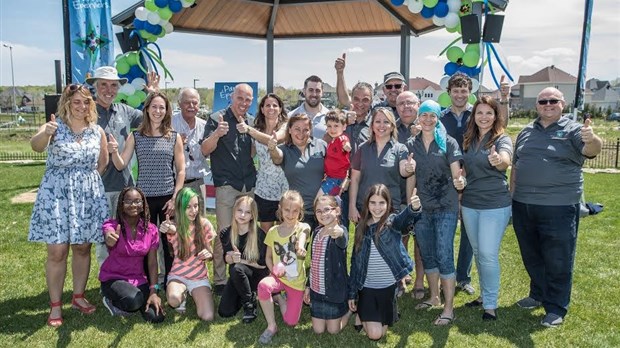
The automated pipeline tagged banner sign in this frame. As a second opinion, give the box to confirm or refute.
[212,82,259,116]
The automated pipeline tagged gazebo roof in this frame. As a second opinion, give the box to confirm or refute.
[112,0,440,39]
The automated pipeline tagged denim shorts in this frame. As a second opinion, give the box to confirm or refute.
[414,210,458,278]
[309,289,348,320]
[321,177,344,196]
[167,274,211,294]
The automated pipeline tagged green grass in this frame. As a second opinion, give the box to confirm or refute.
[1,164,619,347]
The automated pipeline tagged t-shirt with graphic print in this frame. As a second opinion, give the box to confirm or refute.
[264,222,309,290]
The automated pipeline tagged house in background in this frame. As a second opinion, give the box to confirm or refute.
[407,77,443,102]
[584,78,619,112]
[516,65,577,110]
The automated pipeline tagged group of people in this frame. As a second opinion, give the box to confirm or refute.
[27,55,601,343]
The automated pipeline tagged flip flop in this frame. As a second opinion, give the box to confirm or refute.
[412,288,426,300]
[258,328,277,344]
[434,314,455,326]
[415,301,439,310]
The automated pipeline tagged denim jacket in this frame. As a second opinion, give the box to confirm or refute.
[348,206,421,300]
[307,225,349,303]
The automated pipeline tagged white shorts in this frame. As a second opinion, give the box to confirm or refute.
[167,274,211,294]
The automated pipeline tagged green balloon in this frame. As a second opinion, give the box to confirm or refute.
[145,0,157,12]
[157,28,166,38]
[465,43,481,54]
[135,90,147,101]
[446,25,458,33]
[115,93,128,103]
[468,93,477,105]
[423,0,439,8]
[446,46,464,63]
[462,51,479,68]
[127,94,142,108]
[159,7,173,21]
[116,60,130,75]
[126,52,139,66]
[438,92,451,108]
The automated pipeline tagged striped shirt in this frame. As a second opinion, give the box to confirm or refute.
[363,239,396,289]
[310,232,329,295]
[168,221,214,280]
[134,131,177,197]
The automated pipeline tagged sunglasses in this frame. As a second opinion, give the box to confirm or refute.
[537,99,562,105]
[384,84,403,90]
[66,84,86,92]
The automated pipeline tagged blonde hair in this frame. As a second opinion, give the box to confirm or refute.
[276,190,305,222]
[57,84,98,127]
[230,195,260,263]
[369,107,398,143]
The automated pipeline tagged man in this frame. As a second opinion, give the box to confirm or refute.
[511,87,601,327]
[85,66,158,266]
[440,73,475,295]
[201,83,257,295]
[172,88,209,196]
[288,75,330,140]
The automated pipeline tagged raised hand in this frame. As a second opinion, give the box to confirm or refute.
[405,153,416,174]
[335,53,346,73]
[410,124,422,137]
[107,134,119,154]
[45,114,58,136]
[236,121,249,134]
[267,130,278,151]
[231,244,241,263]
[453,168,466,190]
[581,118,594,144]
[215,115,229,138]
[105,224,120,247]
[327,225,344,239]
[345,110,356,125]
[410,188,421,210]
[487,145,501,167]
[500,75,510,100]
[145,71,161,94]
[159,213,176,234]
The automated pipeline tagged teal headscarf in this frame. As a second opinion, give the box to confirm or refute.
[418,100,447,153]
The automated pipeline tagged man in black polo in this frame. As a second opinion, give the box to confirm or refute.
[201,83,257,294]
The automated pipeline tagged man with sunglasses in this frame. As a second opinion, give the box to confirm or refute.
[288,75,330,140]
[511,87,602,328]
[372,72,408,120]
[172,88,209,196]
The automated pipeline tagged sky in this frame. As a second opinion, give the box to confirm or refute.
[0,0,619,92]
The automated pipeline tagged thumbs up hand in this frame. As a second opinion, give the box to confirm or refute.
[405,153,416,174]
[45,114,58,136]
[107,134,119,154]
[487,145,501,167]
[581,118,594,144]
[500,75,510,100]
[335,53,346,73]
[159,213,176,234]
[215,115,229,138]
[410,188,421,210]
[453,168,467,191]
[105,224,121,247]
[267,130,278,151]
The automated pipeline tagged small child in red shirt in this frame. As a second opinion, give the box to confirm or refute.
[319,110,351,197]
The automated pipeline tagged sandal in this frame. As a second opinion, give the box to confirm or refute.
[47,301,63,328]
[258,328,277,344]
[415,301,439,310]
[434,314,455,326]
[412,288,426,300]
[71,293,96,315]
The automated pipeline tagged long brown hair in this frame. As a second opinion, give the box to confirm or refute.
[354,184,392,253]
[254,93,288,133]
[463,95,504,151]
[115,187,150,240]
[138,92,173,137]
[230,195,260,263]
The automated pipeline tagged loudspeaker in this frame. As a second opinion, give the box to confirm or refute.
[483,14,505,43]
[116,28,140,53]
[44,94,61,122]
[460,14,480,44]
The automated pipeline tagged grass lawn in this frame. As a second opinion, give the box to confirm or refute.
[1,163,619,347]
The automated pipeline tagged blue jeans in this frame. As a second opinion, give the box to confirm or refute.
[456,216,474,284]
[461,205,511,309]
[415,210,458,278]
[512,201,580,317]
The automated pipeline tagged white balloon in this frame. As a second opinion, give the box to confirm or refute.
[444,12,460,29]
[447,0,462,12]
[135,7,148,21]
[147,11,161,25]
[407,0,424,13]
[131,78,146,89]
[471,78,480,93]
[120,83,135,96]
[432,15,446,27]
[181,0,194,8]
[164,22,174,34]
[440,76,450,90]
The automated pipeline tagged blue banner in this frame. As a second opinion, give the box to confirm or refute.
[68,0,114,84]
[213,82,259,116]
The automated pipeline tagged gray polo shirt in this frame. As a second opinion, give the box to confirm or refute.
[351,139,408,209]
[512,117,586,206]
[279,138,327,214]
[406,135,462,212]
[461,134,513,209]
[203,107,256,191]
[97,103,142,192]
[345,113,371,159]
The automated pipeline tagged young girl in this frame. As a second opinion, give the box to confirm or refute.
[159,188,215,321]
[304,195,351,334]
[257,190,310,344]
[99,187,165,323]
[218,195,269,323]
[348,184,422,341]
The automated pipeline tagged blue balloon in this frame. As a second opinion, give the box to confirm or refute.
[420,6,434,19]
[152,24,163,36]
[154,0,168,8]
[128,65,142,78]
[434,3,449,17]
[169,0,183,12]
[391,0,406,5]
[133,18,144,30]
[444,62,458,76]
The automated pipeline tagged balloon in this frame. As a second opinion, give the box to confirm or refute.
[432,15,445,26]
[420,6,434,18]
[121,83,136,96]
[127,94,142,108]
[434,3,449,17]
[471,78,480,93]
[133,18,145,30]
[460,0,472,15]
[157,27,166,37]
[391,0,406,5]
[444,12,459,28]
[131,78,146,89]
[135,90,148,101]
[115,93,128,103]
[446,23,459,33]
[126,52,139,66]
[465,43,481,54]
[423,0,438,8]
[115,60,130,75]
[152,24,163,36]
[181,0,194,8]
[128,65,142,78]
[144,0,158,12]
[164,22,174,34]
[169,0,183,12]
[138,29,150,40]
[468,93,477,105]
[440,76,450,90]
[147,10,161,25]
[155,0,168,8]
[447,0,461,12]
[446,46,464,63]
[444,62,458,75]
[407,0,424,13]
[158,7,173,21]
[135,6,148,21]
[438,92,451,108]
[462,51,479,68]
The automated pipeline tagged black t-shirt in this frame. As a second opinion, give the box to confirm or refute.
[219,226,267,267]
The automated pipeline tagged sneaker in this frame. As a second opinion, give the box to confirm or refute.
[102,296,130,317]
[541,313,563,328]
[175,298,187,314]
[457,281,476,295]
[242,301,257,324]
[516,296,542,309]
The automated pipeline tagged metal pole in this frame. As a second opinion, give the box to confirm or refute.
[2,44,17,121]
[193,79,199,89]
[62,0,72,84]
[573,0,594,121]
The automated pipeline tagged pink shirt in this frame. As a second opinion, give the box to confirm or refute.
[168,220,214,280]
[98,219,160,286]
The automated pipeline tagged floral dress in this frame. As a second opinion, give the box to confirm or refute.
[28,119,108,244]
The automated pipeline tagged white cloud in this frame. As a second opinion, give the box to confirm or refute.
[533,48,576,57]
[424,54,446,63]
[346,47,364,53]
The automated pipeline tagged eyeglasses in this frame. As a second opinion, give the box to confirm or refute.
[397,100,418,107]
[537,99,562,105]
[123,200,143,207]
[384,84,403,90]
[315,207,335,215]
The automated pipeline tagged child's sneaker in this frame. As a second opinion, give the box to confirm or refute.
[102,296,130,317]
[175,298,187,314]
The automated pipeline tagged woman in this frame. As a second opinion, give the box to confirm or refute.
[461,96,513,321]
[99,187,165,323]
[28,84,109,327]
[108,92,185,285]
[268,113,327,230]
[237,93,289,232]
[405,100,466,326]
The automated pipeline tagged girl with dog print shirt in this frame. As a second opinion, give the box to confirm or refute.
[257,190,310,344]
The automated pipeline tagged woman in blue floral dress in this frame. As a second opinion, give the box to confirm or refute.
[29,84,109,327]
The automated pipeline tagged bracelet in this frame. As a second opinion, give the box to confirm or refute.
[149,284,160,292]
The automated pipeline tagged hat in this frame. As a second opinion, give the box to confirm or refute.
[418,100,441,117]
[383,72,406,84]
[85,66,128,85]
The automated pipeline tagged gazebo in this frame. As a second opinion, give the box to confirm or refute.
[112,0,441,92]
